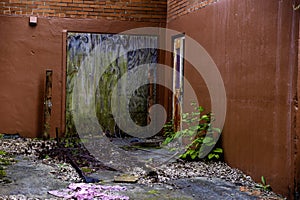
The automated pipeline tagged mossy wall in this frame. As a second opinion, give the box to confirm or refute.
[66,33,157,137]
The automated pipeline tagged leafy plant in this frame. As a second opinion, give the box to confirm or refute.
[163,104,223,160]
[61,137,81,148]
[207,148,223,160]
[256,176,272,191]
[162,120,175,139]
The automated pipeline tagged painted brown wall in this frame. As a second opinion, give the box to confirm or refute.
[295,21,300,199]
[0,15,164,138]
[167,0,299,198]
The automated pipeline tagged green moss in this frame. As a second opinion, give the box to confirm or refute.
[0,158,11,165]
[147,190,159,195]
[81,167,93,173]
[65,34,156,137]
[0,169,6,177]
[95,57,128,134]
[0,150,14,184]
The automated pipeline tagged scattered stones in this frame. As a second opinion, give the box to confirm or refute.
[0,138,57,159]
[46,159,81,182]
[0,137,286,200]
[0,138,81,183]
[135,161,286,199]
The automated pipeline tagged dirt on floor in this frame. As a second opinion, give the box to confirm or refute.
[0,137,286,200]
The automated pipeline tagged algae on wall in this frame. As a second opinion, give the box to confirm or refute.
[66,33,157,137]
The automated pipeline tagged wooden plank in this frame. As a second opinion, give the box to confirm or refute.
[43,69,53,140]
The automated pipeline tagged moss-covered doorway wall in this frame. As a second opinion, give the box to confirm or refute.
[66,33,158,137]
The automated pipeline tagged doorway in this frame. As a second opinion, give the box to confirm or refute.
[172,34,185,132]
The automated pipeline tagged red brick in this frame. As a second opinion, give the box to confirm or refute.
[82,7,92,11]
[38,5,50,9]
[27,4,38,9]
[86,15,98,19]
[93,8,103,12]
[77,3,90,7]
[66,3,79,7]
[32,1,43,5]
[77,11,88,14]
[66,10,77,14]
[83,0,94,4]
[9,0,21,3]
[89,4,102,8]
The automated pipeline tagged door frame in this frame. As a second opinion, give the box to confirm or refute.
[171,33,185,132]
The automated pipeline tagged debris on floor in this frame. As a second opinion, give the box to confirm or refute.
[48,183,129,200]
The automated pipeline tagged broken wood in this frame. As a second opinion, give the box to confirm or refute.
[114,174,139,183]
[43,70,53,140]
[66,154,99,183]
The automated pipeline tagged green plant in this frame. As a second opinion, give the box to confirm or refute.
[256,176,272,191]
[0,150,7,156]
[163,120,175,139]
[207,148,223,160]
[163,104,222,160]
[61,137,81,148]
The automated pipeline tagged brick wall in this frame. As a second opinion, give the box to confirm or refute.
[0,0,222,25]
[0,0,167,23]
[167,0,219,22]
